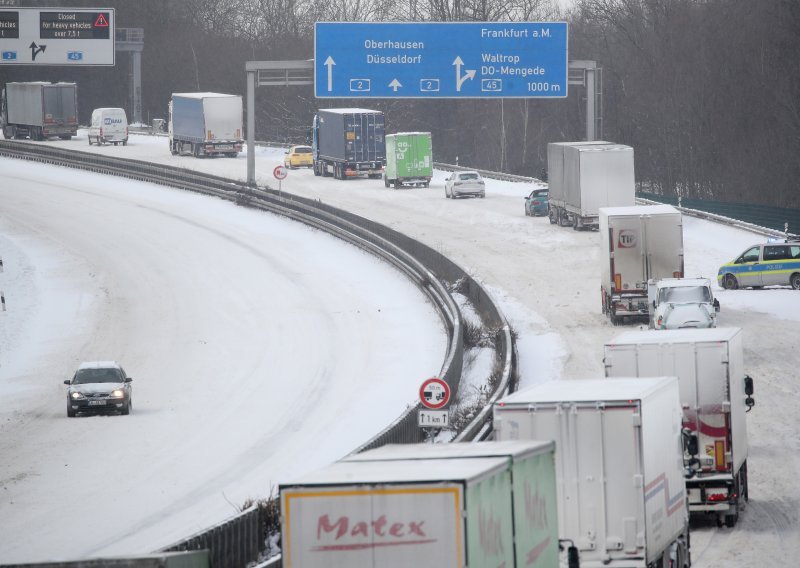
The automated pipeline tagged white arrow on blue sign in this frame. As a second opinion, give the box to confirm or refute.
[314,22,568,99]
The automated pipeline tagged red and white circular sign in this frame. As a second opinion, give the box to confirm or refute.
[419,377,451,410]
[273,165,288,180]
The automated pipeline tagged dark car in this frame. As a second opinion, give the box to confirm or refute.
[64,361,133,417]
[524,188,549,216]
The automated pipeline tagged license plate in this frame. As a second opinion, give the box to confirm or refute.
[216,144,232,150]
[88,400,107,406]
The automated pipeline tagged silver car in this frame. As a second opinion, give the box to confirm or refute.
[445,171,486,199]
[64,361,133,417]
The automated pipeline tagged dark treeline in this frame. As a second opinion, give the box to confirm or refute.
[1,0,798,207]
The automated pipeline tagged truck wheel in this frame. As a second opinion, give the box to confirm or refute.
[88,136,93,146]
[384,176,390,188]
[791,273,800,290]
[60,135,72,140]
[723,274,739,290]
[313,162,321,176]
[193,144,202,158]
[170,142,178,155]
[122,139,128,146]
[724,512,738,527]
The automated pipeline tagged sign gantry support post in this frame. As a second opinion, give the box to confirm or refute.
[245,60,313,187]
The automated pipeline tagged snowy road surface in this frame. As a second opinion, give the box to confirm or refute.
[0,156,445,562]
[1,132,799,566]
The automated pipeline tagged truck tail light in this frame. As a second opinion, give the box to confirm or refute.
[614,274,622,291]
[207,130,213,140]
[235,129,241,138]
[99,128,104,137]
[707,490,728,502]
[673,271,682,278]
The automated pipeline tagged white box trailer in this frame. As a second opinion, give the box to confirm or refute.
[281,456,520,568]
[168,92,243,158]
[600,205,684,323]
[343,441,560,568]
[493,377,690,568]
[603,327,755,527]
[1,81,78,140]
[547,142,635,230]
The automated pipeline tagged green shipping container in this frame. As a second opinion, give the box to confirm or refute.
[384,132,433,188]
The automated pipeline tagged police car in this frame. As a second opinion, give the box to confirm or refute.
[717,238,800,290]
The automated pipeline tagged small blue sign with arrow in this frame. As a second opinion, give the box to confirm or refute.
[315,22,568,99]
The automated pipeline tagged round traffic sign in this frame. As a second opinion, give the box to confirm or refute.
[419,377,451,410]
[273,165,288,180]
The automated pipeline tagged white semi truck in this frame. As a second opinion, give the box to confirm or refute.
[493,377,691,568]
[1,81,78,140]
[600,204,684,323]
[603,327,755,527]
[547,142,635,230]
[168,93,243,158]
[280,444,559,568]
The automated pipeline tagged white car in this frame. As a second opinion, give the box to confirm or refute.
[445,171,485,199]
[648,278,720,329]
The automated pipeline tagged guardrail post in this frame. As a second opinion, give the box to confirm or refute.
[247,68,256,187]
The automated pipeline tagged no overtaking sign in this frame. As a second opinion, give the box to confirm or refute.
[419,377,450,410]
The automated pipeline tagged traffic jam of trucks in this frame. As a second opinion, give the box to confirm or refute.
[2,81,769,566]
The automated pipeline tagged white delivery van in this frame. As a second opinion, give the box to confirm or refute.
[88,107,128,146]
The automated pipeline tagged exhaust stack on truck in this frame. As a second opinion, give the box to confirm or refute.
[604,327,755,527]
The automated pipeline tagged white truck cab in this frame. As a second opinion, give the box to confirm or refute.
[648,277,719,329]
[88,107,128,146]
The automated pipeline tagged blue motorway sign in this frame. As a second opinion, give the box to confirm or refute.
[314,22,567,99]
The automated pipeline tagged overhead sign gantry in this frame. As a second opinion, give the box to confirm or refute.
[314,22,568,98]
[0,7,115,65]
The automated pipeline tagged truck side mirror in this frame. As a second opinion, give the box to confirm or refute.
[683,429,699,456]
[744,375,755,411]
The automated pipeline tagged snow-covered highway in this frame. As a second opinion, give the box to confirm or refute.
[1,131,799,566]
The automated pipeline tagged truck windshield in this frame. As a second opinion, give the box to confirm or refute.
[659,286,711,303]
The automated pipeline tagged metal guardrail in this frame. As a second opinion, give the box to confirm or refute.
[636,196,795,239]
[433,161,540,184]
[0,140,516,567]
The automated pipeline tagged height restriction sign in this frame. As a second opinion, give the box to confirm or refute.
[419,377,451,410]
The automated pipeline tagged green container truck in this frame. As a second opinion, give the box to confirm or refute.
[384,132,433,188]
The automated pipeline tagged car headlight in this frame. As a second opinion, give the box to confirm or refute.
[70,391,86,400]
[111,389,124,398]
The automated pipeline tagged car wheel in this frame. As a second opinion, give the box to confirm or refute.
[791,273,800,290]
[67,406,76,418]
[121,399,131,415]
[723,274,739,290]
